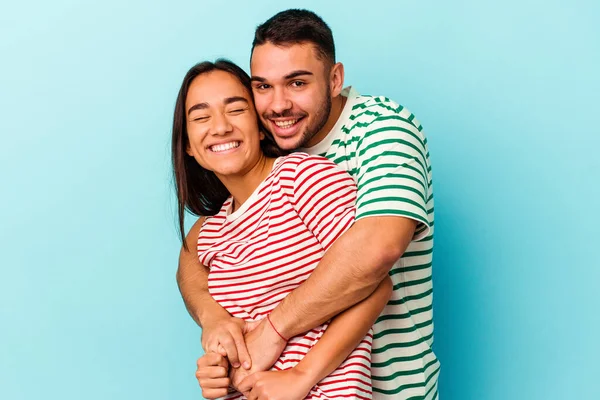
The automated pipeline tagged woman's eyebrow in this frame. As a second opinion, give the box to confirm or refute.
[187,102,208,115]
[223,96,248,105]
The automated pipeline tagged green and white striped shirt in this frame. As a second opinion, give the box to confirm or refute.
[302,87,439,400]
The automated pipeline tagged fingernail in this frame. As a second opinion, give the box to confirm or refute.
[233,362,240,368]
[243,362,250,369]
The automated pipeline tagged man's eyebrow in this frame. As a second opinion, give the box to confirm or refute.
[187,102,208,115]
[250,70,314,83]
[284,70,313,80]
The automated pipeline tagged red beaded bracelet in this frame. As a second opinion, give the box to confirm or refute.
[267,314,288,341]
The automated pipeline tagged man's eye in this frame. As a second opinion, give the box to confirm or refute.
[229,108,245,114]
[291,81,305,87]
[255,84,271,90]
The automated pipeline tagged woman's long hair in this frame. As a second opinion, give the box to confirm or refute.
[172,59,284,246]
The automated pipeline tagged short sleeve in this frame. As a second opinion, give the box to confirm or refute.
[291,155,357,251]
[354,111,432,240]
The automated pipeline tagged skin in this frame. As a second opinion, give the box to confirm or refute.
[185,70,274,209]
[250,42,346,150]
[178,41,419,396]
[181,66,395,399]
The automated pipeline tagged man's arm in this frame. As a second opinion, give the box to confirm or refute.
[177,217,252,369]
[254,110,432,343]
[270,215,415,339]
[238,276,393,399]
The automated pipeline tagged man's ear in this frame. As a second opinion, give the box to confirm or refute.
[329,62,345,97]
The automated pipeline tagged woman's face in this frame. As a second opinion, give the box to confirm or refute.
[185,70,264,178]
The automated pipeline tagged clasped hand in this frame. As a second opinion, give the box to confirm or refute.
[197,316,314,399]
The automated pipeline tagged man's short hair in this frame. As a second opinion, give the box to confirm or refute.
[252,9,335,65]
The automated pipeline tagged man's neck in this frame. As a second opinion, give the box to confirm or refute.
[306,94,347,148]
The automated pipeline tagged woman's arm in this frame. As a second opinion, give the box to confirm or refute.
[178,217,252,369]
[238,276,393,399]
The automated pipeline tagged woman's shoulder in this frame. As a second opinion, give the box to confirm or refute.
[275,152,334,171]
[272,152,350,187]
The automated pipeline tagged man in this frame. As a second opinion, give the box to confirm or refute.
[179,9,439,399]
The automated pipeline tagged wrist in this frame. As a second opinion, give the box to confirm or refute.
[268,308,294,340]
[199,307,232,329]
[292,362,320,390]
[266,314,288,342]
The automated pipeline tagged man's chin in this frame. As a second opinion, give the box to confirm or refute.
[274,135,305,151]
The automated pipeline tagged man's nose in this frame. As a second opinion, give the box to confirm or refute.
[269,88,293,115]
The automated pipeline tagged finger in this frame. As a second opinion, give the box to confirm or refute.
[219,335,241,368]
[201,387,229,399]
[196,352,225,368]
[237,372,259,393]
[198,377,230,389]
[245,388,259,400]
[205,338,220,354]
[196,366,229,380]
[217,344,228,357]
[232,325,252,369]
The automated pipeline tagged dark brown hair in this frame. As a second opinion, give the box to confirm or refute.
[252,9,335,66]
[171,59,283,245]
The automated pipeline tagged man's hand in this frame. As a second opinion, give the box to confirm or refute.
[230,318,287,389]
[238,369,313,400]
[201,316,253,370]
[195,352,230,399]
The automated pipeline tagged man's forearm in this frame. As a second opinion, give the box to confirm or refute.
[269,216,417,339]
[294,276,393,386]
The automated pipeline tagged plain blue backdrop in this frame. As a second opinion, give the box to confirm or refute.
[1,1,598,399]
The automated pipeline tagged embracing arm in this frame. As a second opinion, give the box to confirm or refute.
[176,217,226,327]
[239,276,393,399]
[294,275,393,385]
[270,111,431,340]
[177,217,251,368]
[270,216,416,339]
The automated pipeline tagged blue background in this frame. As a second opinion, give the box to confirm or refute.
[1,1,598,399]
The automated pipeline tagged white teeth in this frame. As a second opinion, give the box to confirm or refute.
[210,141,240,152]
[274,119,298,128]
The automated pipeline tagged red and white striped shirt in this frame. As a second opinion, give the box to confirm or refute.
[197,153,373,399]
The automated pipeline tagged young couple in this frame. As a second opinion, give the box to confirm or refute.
[173,9,439,400]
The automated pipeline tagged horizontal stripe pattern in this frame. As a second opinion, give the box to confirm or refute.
[198,153,372,399]
[305,88,439,399]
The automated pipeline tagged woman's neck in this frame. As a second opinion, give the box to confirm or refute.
[216,155,276,211]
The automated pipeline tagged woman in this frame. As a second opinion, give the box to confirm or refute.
[172,59,392,400]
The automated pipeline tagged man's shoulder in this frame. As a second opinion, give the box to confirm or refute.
[346,93,424,133]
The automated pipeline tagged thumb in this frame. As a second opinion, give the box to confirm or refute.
[216,353,229,369]
[244,320,261,334]
[237,372,259,393]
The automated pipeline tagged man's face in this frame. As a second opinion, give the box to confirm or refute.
[250,42,332,150]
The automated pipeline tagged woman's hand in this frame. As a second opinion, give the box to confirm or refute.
[201,315,252,369]
[195,352,231,399]
[237,369,314,400]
